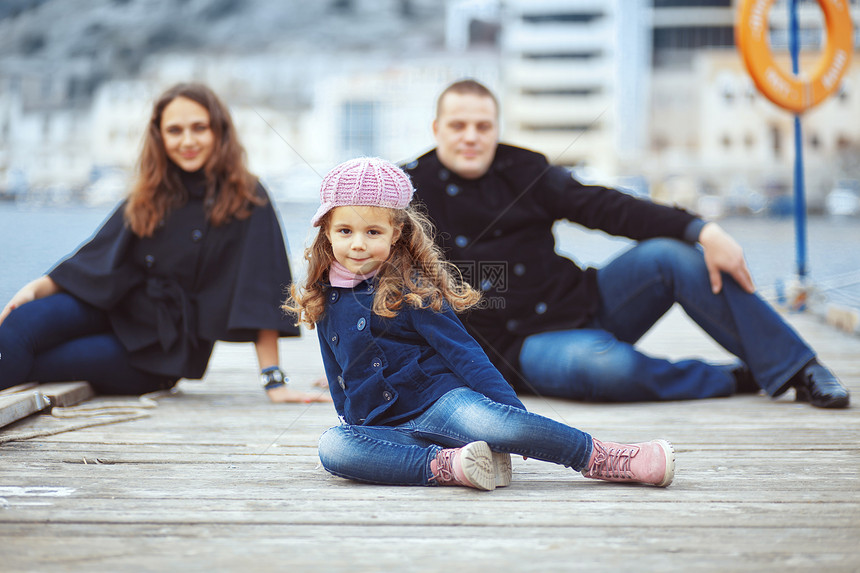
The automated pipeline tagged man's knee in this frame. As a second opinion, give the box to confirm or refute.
[639,238,704,268]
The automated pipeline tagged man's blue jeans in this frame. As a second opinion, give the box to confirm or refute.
[520,239,814,402]
[318,387,592,486]
[0,293,174,394]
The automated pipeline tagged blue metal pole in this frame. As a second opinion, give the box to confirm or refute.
[789,0,807,279]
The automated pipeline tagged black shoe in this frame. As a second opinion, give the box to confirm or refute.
[793,360,850,408]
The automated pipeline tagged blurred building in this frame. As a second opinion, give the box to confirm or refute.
[0,0,459,203]
[0,60,95,201]
[433,0,860,212]
[649,0,860,213]
[1,0,859,211]
[500,0,652,181]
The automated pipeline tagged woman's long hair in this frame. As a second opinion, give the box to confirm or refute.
[125,83,262,237]
[285,205,480,328]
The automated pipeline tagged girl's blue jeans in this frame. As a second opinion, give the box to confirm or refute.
[520,238,814,402]
[318,387,592,486]
[0,293,175,394]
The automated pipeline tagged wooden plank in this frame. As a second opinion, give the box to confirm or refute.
[0,383,38,395]
[0,382,94,430]
[0,495,857,528]
[35,381,94,407]
[0,392,49,428]
[2,526,858,572]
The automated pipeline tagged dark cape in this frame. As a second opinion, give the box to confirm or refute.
[49,170,299,379]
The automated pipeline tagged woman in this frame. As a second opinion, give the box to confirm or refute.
[0,83,326,403]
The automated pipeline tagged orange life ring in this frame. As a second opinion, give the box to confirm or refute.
[736,0,854,113]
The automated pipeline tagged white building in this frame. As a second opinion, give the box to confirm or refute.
[650,0,860,212]
[0,62,94,201]
[499,0,652,181]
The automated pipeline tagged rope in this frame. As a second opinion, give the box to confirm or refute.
[0,388,176,445]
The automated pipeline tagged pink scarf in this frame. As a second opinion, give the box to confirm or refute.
[329,261,379,288]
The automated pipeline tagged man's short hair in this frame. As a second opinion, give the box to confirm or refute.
[436,79,499,118]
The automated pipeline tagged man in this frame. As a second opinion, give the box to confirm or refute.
[403,79,849,408]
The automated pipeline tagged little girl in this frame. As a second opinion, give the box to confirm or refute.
[287,157,676,490]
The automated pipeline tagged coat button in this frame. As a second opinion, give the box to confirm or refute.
[366,283,374,293]
[535,302,547,314]
[144,254,155,268]
[330,333,339,345]
[371,357,382,368]
[438,168,450,181]
[514,263,526,276]
[329,290,339,303]
[337,375,345,390]
[455,235,468,248]
[191,229,203,242]
[446,184,460,197]
[357,317,367,330]
[382,390,393,401]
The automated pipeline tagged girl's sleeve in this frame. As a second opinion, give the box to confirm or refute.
[409,305,525,410]
[48,201,142,310]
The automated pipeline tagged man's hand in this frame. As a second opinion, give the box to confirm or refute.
[698,222,755,294]
[266,384,332,404]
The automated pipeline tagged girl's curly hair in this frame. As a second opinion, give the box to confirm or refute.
[284,205,480,328]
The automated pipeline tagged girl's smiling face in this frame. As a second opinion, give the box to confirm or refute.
[327,206,401,275]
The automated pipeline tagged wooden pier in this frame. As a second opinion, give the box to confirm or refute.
[2,307,858,572]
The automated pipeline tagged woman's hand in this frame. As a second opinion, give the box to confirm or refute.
[0,276,60,326]
[266,384,332,403]
[254,330,332,403]
[1,289,35,325]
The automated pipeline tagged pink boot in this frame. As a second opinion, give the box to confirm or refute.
[581,438,675,487]
[431,441,498,491]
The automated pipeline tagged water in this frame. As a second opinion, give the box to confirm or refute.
[0,200,317,305]
[2,200,860,311]
[555,215,860,310]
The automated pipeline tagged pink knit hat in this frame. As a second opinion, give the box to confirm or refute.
[312,157,415,226]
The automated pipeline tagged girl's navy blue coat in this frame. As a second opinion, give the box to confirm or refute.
[317,280,525,427]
